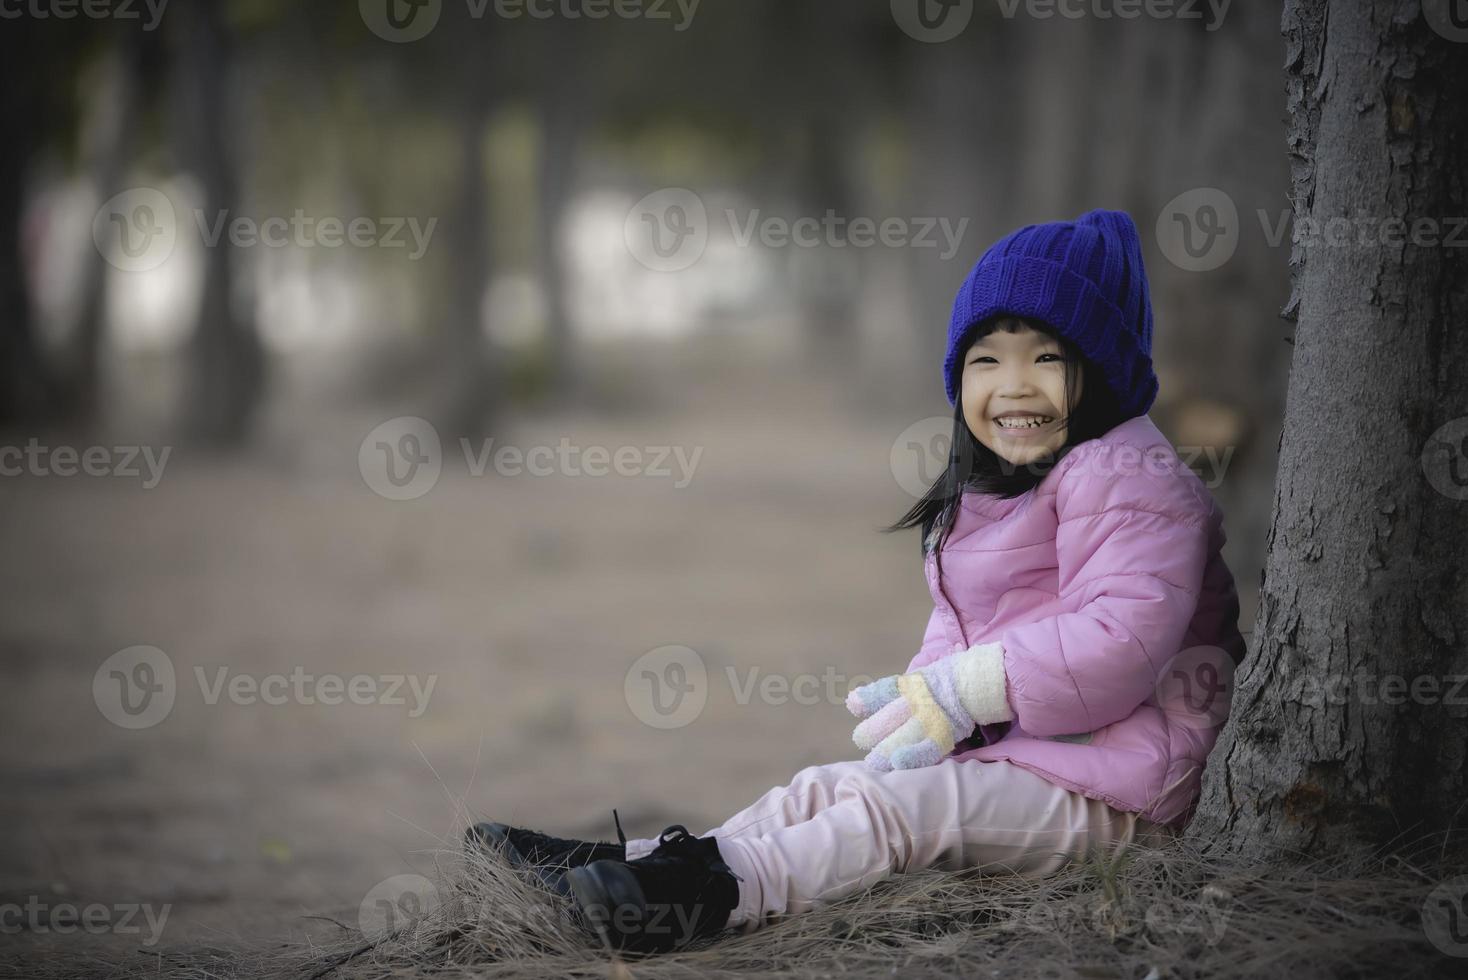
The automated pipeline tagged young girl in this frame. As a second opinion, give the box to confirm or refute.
[469,208,1247,955]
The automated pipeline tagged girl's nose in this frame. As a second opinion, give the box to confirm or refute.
[995,369,1040,396]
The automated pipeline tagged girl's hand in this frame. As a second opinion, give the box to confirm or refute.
[845,642,1011,771]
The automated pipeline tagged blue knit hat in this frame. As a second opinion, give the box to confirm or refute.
[943,208,1158,420]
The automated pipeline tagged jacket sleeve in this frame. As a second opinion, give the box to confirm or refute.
[904,603,956,674]
[994,443,1212,737]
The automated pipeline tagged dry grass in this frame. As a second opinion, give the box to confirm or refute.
[59,823,1466,980]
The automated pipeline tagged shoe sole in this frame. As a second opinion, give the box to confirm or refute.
[566,861,660,953]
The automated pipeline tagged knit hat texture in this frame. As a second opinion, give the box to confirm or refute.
[943,208,1159,420]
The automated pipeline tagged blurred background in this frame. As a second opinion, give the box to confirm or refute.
[1,0,1289,966]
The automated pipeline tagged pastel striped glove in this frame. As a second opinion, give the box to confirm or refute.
[846,642,1014,771]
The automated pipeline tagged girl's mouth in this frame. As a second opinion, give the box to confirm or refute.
[993,415,1054,438]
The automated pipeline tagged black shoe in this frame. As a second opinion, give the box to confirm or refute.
[565,824,740,955]
[465,810,629,897]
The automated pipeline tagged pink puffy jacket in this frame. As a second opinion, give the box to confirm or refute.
[905,414,1245,828]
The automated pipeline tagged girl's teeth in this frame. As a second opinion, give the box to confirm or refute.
[997,416,1052,428]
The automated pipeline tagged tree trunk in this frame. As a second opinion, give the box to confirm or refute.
[536,75,581,407]
[63,30,153,431]
[0,15,54,425]
[175,0,264,446]
[428,27,503,440]
[1187,0,1468,863]
[791,111,857,376]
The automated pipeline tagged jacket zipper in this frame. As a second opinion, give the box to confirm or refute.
[925,549,970,656]
[927,545,1015,748]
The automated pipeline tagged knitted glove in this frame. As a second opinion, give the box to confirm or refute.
[846,642,1013,771]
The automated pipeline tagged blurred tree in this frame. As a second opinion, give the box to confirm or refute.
[173,0,264,446]
[533,18,591,407]
[1189,0,1468,862]
[780,1,864,376]
[62,27,159,431]
[0,16,55,425]
[428,11,506,437]
[900,9,1026,410]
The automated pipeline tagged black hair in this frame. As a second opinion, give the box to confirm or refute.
[883,315,1128,584]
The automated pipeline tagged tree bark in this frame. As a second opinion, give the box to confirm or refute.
[1187,0,1468,863]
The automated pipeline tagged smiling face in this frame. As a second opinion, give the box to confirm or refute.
[960,318,1080,468]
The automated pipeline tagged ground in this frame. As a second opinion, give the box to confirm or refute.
[0,364,969,970]
[0,362,1263,975]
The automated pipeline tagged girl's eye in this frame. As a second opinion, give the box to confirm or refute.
[968,354,1064,364]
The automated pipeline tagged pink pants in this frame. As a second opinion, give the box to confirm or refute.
[623,758,1177,933]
